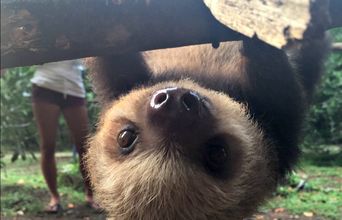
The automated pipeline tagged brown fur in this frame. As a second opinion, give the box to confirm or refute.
[86,80,277,219]
[85,37,328,219]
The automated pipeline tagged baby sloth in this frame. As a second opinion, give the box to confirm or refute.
[85,37,327,219]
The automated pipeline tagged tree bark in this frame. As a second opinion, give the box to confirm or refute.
[1,0,242,69]
[1,0,339,69]
[203,0,331,49]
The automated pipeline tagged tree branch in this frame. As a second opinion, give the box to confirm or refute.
[1,0,339,69]
[203,0,331,49]
[331,43,342,52]
[1,0,241,69]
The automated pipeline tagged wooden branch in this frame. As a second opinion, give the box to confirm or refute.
[1,0,242,69]
[203,0,331,49]
[1,0,338,69]
[332,43,342,52]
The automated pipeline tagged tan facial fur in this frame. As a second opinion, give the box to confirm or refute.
[85,79,278,220]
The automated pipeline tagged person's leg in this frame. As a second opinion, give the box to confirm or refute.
[32,101,61,207]
[62,105,94,204]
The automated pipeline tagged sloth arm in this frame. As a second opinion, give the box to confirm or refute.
[86,53,151,107]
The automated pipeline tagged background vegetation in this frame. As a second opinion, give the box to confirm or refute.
[0,66,100,163]
[301,28,342,166]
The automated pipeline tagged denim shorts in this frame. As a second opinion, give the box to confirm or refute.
[32,84,86,109]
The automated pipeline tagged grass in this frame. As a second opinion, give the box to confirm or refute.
[262,163,342,219]
[0,152,86,218]
[1,151,341,219]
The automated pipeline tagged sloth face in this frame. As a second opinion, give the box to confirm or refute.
[86,79,277,220]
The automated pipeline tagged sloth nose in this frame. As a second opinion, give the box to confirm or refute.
[150,87,202,113]
[148,87,212,143]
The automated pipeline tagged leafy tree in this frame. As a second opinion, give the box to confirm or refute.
[302,28,342,147]
[1,67,38,161]
[0,66,99,162]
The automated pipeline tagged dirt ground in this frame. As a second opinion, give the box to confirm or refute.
[252,211,326,220]
[1,204,106,220]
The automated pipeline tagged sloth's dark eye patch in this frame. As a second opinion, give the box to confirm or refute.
[117,128,138,155]
[204,137,229,176]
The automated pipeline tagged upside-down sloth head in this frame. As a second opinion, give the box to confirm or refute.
[85,79,277,220]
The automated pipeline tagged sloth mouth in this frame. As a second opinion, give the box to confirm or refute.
[154,133,231,179]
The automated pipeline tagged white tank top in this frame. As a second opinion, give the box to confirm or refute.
[31,60,86,98]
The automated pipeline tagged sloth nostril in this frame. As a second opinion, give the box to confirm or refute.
[155,92,168,105]
[149,87,205,115]
[181,92,200,111]
[151,91,169,109]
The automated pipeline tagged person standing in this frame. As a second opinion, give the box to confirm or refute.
[31,60,96,213]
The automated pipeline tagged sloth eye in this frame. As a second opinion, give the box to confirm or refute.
[204,138,229,175]
[206,145,228,170]
[117,129,137,155]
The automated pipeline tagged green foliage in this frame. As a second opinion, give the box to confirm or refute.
[83,71,101,131]
[302,28,342,147]
[58,161,83,190]
[330,28,342,41]
[0,67,39,159]
[302,145,342,166]
[0,66,100,161]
